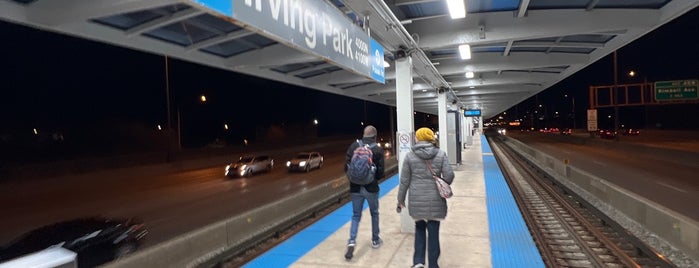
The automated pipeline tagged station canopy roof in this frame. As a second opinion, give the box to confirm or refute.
[1,0,697,118]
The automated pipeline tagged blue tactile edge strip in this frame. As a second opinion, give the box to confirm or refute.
[481,135,545,268]
[243,174,400,268]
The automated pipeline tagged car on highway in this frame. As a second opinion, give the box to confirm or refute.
[620,128,641,136]
[286,152,323,172]
[560,128,572,135]
[0,217,147,268]
[377,137,393,149]
[225,155,274,177]
[599,129,617,139]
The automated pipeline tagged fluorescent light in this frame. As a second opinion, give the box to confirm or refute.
[383,61,390,68]
[465,71,474,78]
[459,44,471,60]
[446,0,466,19]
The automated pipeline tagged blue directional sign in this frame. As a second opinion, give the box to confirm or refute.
[464,109,481,117]
[191,0,385,84]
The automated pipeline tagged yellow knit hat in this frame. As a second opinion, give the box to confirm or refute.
[415,127,435,141]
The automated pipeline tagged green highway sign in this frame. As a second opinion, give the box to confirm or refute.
[654,80,698,101]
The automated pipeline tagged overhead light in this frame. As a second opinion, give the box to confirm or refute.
[446,0,466,19]
[459,44,471,60]
[469,86,475,89]
[383,61,390,67]
[465,71,474,78]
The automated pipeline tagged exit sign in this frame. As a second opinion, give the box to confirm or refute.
[655,80,698,101]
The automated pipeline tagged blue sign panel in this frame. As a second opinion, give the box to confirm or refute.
[191,0,385,84]
[370,38,385,83]
[464,109,481,117]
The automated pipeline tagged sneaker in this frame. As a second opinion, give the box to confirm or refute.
[371,238,383,249]
[411,264,425,268]
[344,245,355,261]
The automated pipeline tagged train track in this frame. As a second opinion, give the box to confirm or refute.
[488,136,675,268]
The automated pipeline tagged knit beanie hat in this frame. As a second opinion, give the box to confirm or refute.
[363,125,377,137]
[415,127,435,141]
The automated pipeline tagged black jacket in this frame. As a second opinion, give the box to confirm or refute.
[345,136,385,193]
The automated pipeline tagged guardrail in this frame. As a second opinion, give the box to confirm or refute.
[499,136,699,265]
[103,158,398,268]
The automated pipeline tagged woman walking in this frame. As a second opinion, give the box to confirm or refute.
[397,127,455,268]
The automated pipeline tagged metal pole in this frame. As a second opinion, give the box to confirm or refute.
[572,97,576,130]
[165,55,171,130]
[613,51,620,141]
[177,107,182,150]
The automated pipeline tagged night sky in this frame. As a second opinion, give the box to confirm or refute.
[1,6,697,160]
[511,7,699,130]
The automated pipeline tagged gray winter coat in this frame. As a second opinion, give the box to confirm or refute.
[397,141,455,220]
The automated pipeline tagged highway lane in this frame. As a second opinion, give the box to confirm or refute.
[0,138,394,248]
[507,131,699,222]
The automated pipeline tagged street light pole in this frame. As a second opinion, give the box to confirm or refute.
[613,51,620,141]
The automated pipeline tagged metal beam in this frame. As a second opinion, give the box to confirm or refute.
[408,9,659,49]
[126,8,203,37]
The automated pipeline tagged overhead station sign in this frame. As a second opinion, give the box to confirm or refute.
[464,109,481,117]
[192,0,385,83]
[654,80,698,101]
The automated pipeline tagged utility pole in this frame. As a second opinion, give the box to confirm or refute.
[613,51,620,141]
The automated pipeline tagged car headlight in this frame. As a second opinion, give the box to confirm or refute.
[225,165,230,171]
[241,165,247,170]
[286,161,291,167]
[299,161,306,167]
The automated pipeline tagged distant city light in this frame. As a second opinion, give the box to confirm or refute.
[628,70,636,77]
[224,124,229,130]
[157,125,162,130]
[200,95,207,102]
[313,119,319,125]
[360,122,364,126]
[33,128,38,135]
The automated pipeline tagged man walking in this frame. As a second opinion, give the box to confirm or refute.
[344,125,385,260]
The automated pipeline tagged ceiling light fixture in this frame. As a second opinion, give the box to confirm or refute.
[465,71,474,78]
[446,0,466,19]
[459,44,471,60]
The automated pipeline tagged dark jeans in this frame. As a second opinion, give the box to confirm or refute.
[348,187,380,244]
[414,220,440,267]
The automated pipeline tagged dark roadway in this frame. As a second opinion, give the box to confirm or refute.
[0,137,394,248]
[506,130,699,222]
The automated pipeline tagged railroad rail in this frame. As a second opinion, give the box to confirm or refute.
[488,136,675,268]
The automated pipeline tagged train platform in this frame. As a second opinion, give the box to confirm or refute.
[242,136,544,268]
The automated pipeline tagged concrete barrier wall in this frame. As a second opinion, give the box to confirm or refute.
[102,175,347,268]
[104,159,398,268]
[501,137,699,264]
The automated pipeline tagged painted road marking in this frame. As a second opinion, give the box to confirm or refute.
[656,181,689,193]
